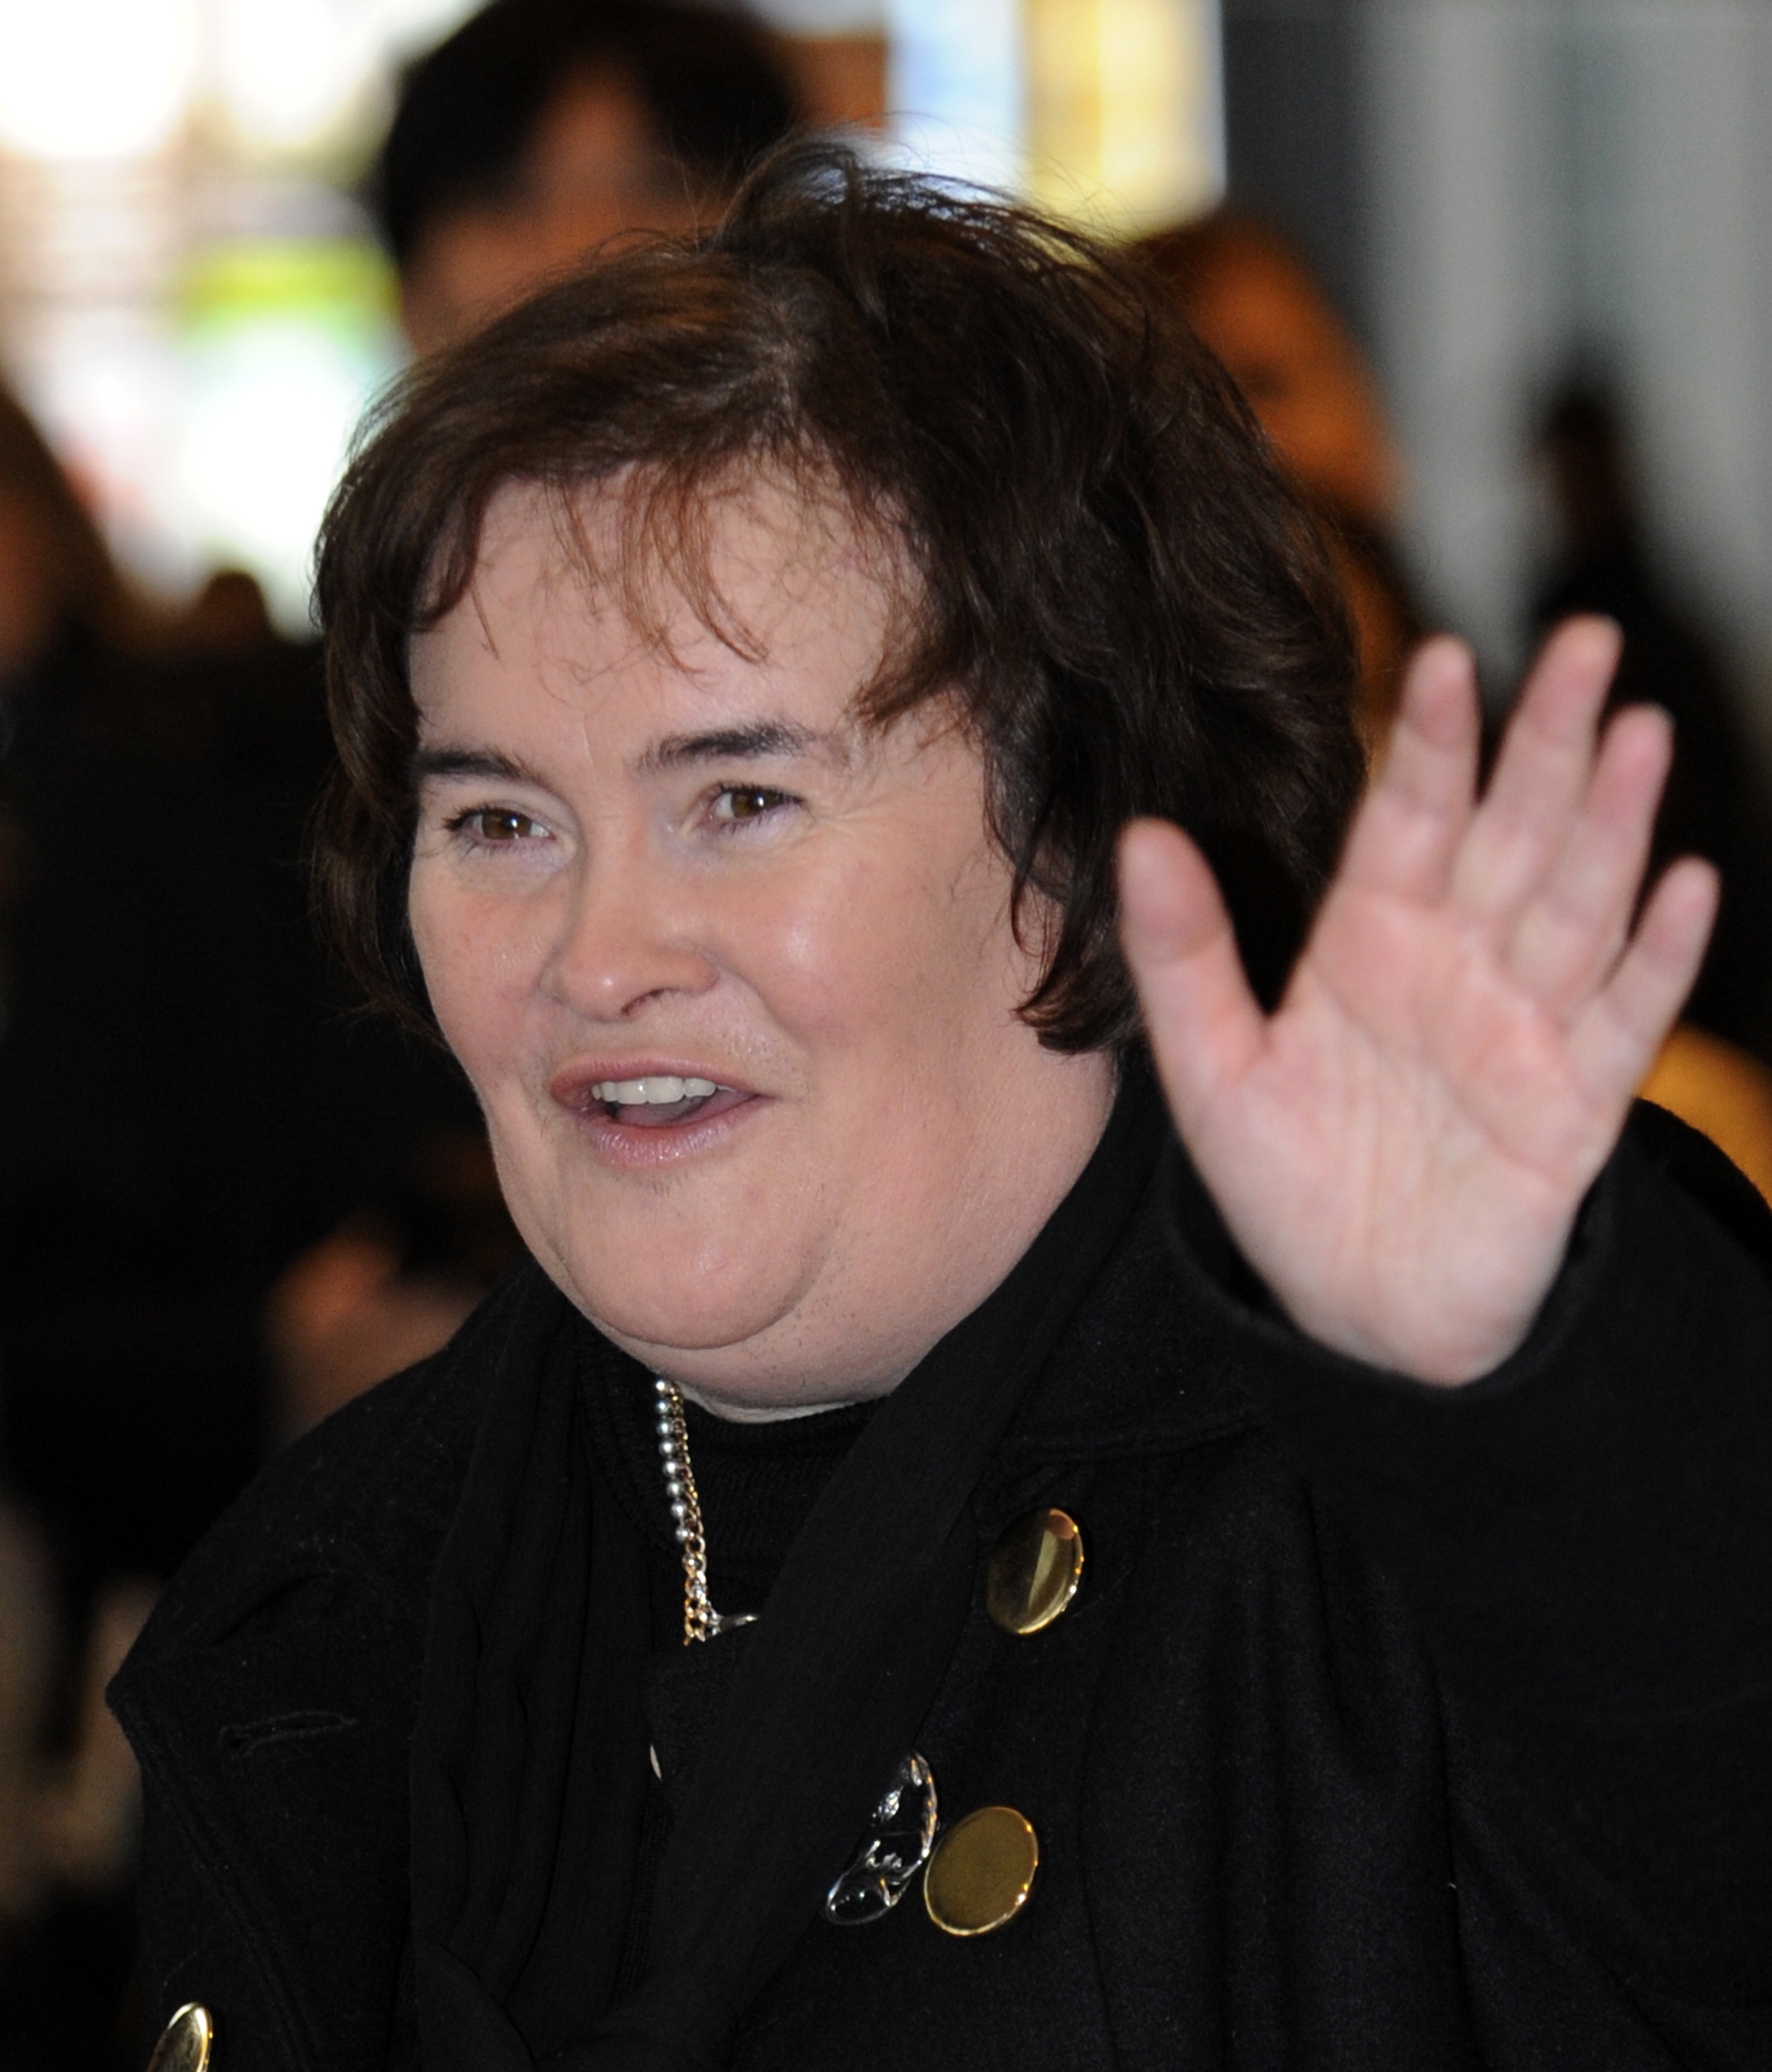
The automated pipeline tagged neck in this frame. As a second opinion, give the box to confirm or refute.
[668,1381,855,1426]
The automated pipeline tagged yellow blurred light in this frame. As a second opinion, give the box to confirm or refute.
[1024,0,1221,230]
[0,0,199,160]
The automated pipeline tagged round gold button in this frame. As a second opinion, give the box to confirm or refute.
[923,1805,1039,1935]
[147,2003,213,2072]
[985,1507,1083,1635]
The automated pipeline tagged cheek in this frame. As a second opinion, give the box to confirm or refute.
[738,837,1022,1058]
[408,869,544,1086]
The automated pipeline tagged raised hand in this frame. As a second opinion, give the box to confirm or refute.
[1118,618,1718,1384]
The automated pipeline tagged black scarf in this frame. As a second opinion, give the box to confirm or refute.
[410,1069,1166,2071]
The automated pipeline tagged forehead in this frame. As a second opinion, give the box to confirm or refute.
[410,475,900,743]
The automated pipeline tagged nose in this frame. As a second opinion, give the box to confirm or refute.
[541,835,718,1021]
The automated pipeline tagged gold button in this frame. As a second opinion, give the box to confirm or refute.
[923,1805,1039,1935]
[985,1507,1083,1634]
[147,2003,213,2072]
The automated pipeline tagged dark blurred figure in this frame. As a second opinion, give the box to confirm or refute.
[1532,380,1772,1072]
[377,0,801,353]
[0,381,487,1607]
[0,388,172,2067]
[175,565,278,658]
[0,380,508,2066]
[0,395,161,684]
[1138,210,1426,754]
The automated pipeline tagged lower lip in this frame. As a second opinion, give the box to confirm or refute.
[556,1084,763,1169]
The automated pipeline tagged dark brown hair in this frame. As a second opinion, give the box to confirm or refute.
[314,142,1362,1051]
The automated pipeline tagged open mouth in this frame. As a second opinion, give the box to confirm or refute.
[588,1074,752,1130]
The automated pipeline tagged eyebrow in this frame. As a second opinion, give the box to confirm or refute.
[409,746,541,787]
[634,719,830,774]
[408,718,840,792]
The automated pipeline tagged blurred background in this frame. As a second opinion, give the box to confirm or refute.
[0,0,1223,632]
[0,0,1770,2062]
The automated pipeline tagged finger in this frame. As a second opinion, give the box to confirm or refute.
[1506,704,1673,1016]
[1118,818,1266,1124]
[1339,635,1480,904]
[1452,616,1622,927]
[1567,856,1719,1106]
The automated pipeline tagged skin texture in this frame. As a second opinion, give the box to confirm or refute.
[1119,618,1717,1384]
[400,70,712,356]
[408,482,1115,1416]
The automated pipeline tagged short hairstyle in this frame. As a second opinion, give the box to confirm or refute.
[315,143,1363,1053]
[371,0,801,269]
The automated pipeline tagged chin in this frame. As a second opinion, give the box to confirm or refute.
[555,1243,811,1365]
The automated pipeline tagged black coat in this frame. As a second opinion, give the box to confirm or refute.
[112,1113,1772,2070]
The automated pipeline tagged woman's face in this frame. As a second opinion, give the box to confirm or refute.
[408,482,1114,1415]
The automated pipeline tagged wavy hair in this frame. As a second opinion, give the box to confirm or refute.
[314,142,1363,1050]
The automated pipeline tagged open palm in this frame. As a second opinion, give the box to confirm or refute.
[1119,618,1718,1384]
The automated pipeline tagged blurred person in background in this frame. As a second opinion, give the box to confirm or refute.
[0,380,495,2065]
[1532,380,1772,1176]
[0,383,209,2069]
[1142,213,1772,1202]
[0,370,485,1603]
[375,0,802,355]
[0,387,159,693]
[1136,211,1426,756]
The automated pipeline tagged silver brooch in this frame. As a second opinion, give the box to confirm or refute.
[823,1751,939,1924]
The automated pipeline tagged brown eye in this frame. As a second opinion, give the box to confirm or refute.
[472,809,537,842]
[714,786,788,823]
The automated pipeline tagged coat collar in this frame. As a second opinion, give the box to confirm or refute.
[1004,1133,1266,1461]
[126,1130,1267,1668]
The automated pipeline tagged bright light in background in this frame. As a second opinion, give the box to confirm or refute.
[25,317,186,589]
[0,0,200,160]
[178,323,380,630]
[172,244,404,632]
[215,0,366,150]
[0,0,461,629]
[885,0,1222,225]
[213,0,479,150]
[1025,0,1222,229]
[887,0,1025,191]
[0,0,1219,630]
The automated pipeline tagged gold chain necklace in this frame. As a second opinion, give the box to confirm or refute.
[652,1377,754,1644]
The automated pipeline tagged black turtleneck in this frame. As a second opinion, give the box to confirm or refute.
[582,1362,875,1631]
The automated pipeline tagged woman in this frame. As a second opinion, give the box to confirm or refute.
[114,148,1769,2070]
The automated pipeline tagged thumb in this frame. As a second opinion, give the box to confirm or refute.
[1118,819,1266,1127]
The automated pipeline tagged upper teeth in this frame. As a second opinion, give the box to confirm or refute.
[593,1075,719,1105]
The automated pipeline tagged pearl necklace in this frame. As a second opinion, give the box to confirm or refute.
[652,1377,753,1644]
